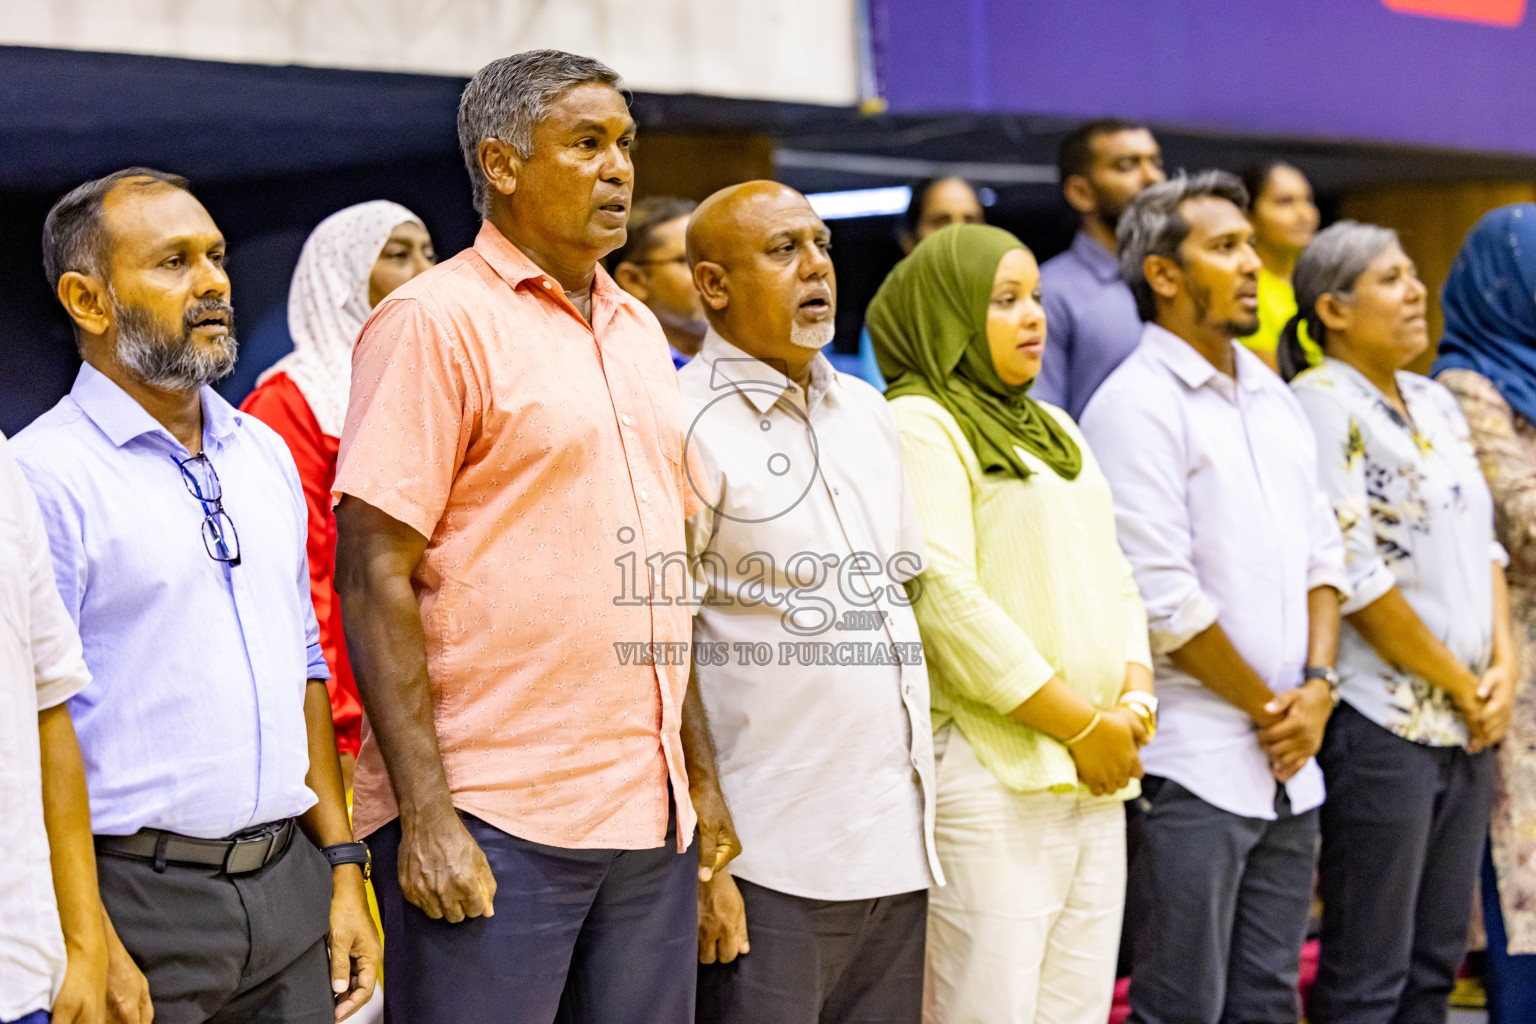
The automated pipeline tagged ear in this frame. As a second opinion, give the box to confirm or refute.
[57,270,113,338]
[478,137,521,204]
[692,261,729,313]
[612,261,649,301]
[1143,253,1182,303]
[1315,292,1352,336]
[1062,174,1096,216]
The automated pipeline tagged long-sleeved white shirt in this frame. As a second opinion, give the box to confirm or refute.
[1080,323,1349,820]
[1,432,92,1021]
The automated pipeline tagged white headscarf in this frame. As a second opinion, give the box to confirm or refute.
[257,200,425,437]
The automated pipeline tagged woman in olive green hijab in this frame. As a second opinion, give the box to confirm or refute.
[869,224,1154,1024]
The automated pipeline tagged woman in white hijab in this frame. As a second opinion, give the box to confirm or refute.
[242,201,435,784]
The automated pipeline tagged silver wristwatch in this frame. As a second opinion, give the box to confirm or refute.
[1303,665,1341,705]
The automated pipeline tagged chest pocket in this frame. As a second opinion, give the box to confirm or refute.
[632,361,686,467]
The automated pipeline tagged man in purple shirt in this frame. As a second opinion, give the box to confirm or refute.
[1034,119,1165,420]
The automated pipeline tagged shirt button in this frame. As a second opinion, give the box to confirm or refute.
[622,415,634,427]
[541,280,552,289]
[640,489,649,503]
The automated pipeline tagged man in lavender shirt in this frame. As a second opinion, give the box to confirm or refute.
[15,167,377,1024]
[1034,119,1165,420]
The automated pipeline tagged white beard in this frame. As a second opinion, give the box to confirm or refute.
[789,319,835,351]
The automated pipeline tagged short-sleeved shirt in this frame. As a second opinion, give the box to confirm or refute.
[680,330,938,900]
[1293,358,1505,747]
[1034,230,1145,421]
[335,222,698,851]
[1,432,92,1022]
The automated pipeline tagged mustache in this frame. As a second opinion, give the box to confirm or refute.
[184,298,235,333]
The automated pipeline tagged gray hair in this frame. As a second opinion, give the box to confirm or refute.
[42,167,192,290]
[1116,170,1250,322]
[457,49,624,218]
[1278,219,1400,380]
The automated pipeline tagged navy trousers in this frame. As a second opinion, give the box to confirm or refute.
[1483,842,1536,1024]
[369,811,698,1024]
[1310,703,1494,1024]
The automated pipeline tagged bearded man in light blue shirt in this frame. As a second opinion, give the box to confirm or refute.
[14,168,378,1024]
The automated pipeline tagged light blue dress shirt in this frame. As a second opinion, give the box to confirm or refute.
[1034,230,1145,421]
[13,364,328,839]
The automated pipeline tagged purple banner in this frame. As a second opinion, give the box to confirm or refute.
[870,0,1536,156]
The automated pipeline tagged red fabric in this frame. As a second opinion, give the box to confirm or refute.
[240,372,362,756]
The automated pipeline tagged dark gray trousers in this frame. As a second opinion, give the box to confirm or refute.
[1126,777,1319,1024]
[96,825,334,1024]
[696,878,927,1024]
[1310,702,1494,1024]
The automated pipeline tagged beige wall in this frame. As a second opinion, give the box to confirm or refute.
[0,0,860,105]
[1341,181,1536,372]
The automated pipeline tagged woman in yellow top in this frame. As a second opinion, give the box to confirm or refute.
[1240,162,1322,373]
[867,223,1154,1024]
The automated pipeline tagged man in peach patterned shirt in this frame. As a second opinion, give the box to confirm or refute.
[332,50,737,1024]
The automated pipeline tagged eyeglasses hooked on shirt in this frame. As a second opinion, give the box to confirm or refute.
[177,452,241,566]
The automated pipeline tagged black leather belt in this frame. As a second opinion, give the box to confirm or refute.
[95,818,295,875]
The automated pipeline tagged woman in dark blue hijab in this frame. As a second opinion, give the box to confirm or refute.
[1435,203,1536,1024]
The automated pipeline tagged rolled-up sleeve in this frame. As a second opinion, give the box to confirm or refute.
[1291,388,1369,611]
[1083,392,1218,655]
[893,403,1057,714]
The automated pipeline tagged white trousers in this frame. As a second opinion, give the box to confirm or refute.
[924,726,1127,1024]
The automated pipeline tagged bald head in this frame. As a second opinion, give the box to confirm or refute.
[687,180,835,380]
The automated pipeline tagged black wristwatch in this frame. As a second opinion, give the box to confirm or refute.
[322,841,371,876]
[1304,665,1341,705]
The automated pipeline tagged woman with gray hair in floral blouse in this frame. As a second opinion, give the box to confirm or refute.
[1284,220,1517,1022]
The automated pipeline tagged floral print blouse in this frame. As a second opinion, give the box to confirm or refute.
[1293,358,1506,746]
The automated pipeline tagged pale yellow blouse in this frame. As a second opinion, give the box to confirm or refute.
[890,394,1151,796]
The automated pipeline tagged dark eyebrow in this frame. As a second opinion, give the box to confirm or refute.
[569,119,636,136]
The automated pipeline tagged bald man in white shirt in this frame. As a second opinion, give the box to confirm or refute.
[681,181,940,1024]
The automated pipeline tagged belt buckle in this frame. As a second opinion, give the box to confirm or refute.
[224,831,275,875]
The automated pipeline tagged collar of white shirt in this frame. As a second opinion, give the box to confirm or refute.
[1141,321,1267,401]
[697,328,838,414]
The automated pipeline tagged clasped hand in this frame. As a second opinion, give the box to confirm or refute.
[1067,708,1147,797]
[1257,678,1333,783]
[1463,661,1518,754]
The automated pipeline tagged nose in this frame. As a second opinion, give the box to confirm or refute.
[1237,240,1263,276]
[195,253,230,299]
[1407,273,1429,305]
[1022,296,1046,333]
[600,141,634,185]
[802,240,834,280]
